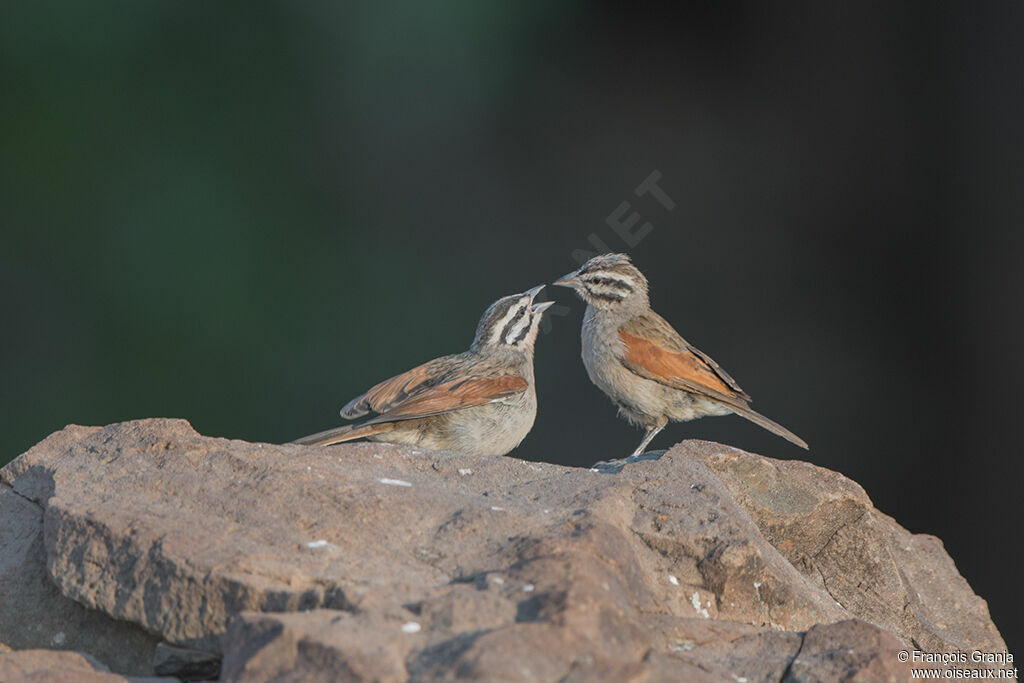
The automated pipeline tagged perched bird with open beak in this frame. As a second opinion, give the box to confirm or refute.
[554,254,807,455]
[292,285,553,457]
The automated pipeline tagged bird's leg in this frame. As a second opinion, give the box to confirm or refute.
[630,424,664,457]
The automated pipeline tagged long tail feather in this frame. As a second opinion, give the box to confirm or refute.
[730,405,809,450]
[290,422,396,447]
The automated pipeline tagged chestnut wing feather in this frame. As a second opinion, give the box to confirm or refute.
[621,313,749,399]
[618,313,751,405]
[618,314,809,450]
[340,357,458,419]
[361,374,529,425]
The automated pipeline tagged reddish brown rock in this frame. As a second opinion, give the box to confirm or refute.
[692,447,1005,654]
[0,469,160,675]
[0,649,151,683]
[0,419,1008,680]
[670,619,914,682]
[220,612,917,682]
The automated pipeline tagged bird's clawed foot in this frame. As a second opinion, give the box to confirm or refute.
[630,424,665,457]
[589,451,667,474]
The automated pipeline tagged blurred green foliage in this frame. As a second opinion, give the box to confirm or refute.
[1,1,578,460]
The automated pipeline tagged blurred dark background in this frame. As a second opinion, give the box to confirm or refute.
[2,1,1021,653]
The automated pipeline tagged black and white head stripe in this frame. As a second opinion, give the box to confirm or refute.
[473,287,545,349]
[494,298,531,346]
[576,253,646,302]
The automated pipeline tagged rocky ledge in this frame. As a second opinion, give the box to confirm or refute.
[0,419,1007,681]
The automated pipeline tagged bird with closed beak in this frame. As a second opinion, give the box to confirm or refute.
[292,285,554,456]
[554,254,807,455]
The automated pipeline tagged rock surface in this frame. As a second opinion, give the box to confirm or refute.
[220,612,923,683]
[0,471,161,674]
[0,648,167,682]
[0,419,1008,680]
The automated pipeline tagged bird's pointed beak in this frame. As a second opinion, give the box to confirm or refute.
[553,270,581,288]
[525,284,546,301]
[531,300,555,314]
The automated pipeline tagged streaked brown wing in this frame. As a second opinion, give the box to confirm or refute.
[618,314,809,450]
[341,357,455,419]
[674,334,747,399]
[619,313,749,400]
[619,326,749,408]
[362,374,529,425]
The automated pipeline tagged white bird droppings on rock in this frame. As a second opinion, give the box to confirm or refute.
[490,506,505,511]
[306,540,328,548]
[523,584,535,593]
[492,576,504,585]
[378,478,412,487]
[691,592,710,617]
[458,468,473,475]
[401,622,421,633]
[668,575,679,586]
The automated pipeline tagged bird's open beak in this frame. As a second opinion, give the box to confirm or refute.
[525,284,546,301]
[531,300,555,314]
[553,270,581,288]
